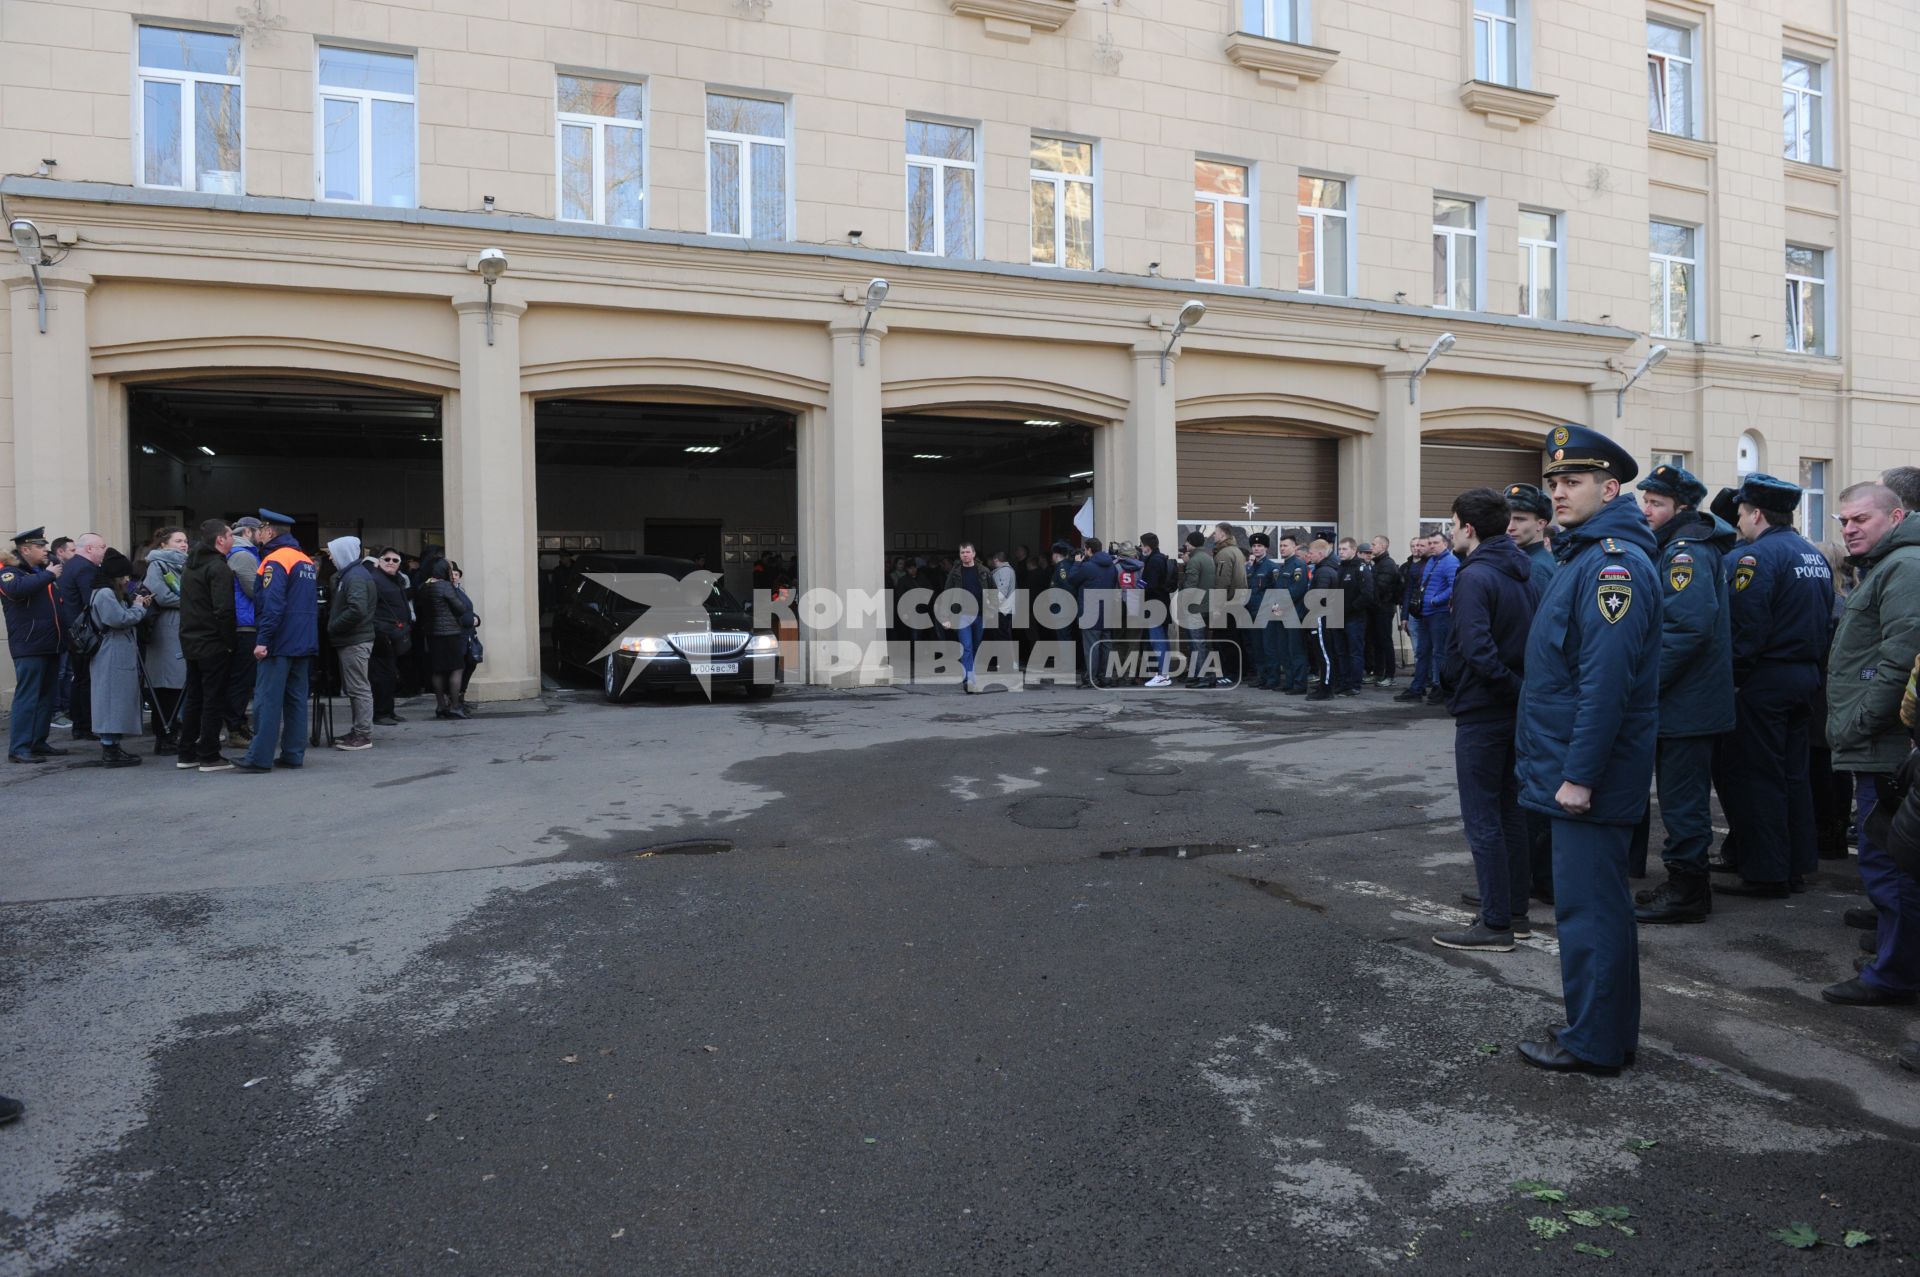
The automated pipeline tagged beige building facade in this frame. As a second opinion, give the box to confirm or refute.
[1,0,1915,697]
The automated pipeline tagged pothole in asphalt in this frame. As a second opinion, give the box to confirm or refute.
[1124,780,1185,797]
[624,839,735,858]
[1008,796,1094,830]
[1109,761,1182,776]
[1098,843,1243,860]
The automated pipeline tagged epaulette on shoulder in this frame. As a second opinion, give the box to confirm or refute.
[1602,537,1624,555]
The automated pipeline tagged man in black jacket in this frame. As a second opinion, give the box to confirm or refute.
[1433,489,1544,952]
[1305,539,1342,702]
[55,533,105,740]
[368,547,414,725]
[1366,536,1400,686]
[176,519,238,771]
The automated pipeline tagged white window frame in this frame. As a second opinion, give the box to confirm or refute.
[1517,207,1561,320]
[1783,55,1826,165]
[134,25,244,194]
[1656,451,1691,473]
[555,75,647,229]
[1195,157,1255,287]
[1296,173,1351,296]
[1649,221,1699,340]
[1800,458,1829,536]
[905,116,980,260]
[314,45,417,208]
[1242,0,1306,42]
[1472,0,1525,87]
[1433,195,1481,311]
[705,91,791,241]
[1737,431,1763,476]
[1647,19,1695,138]
[1785,244,1829,355]
[1029,133,1099,271]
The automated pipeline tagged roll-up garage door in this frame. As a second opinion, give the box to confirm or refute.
[1420,443,1542,517]
[1177,430,1339,524]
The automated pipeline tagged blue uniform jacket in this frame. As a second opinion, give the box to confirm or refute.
[0,559,62,656]
[1276,554,1311,603]
[1421,548,1458,613]
[1245,554,1280,618]
[1654,510,1736,737]
[1516,496,1663,825]
[1441,535,1542,721]
[1525,540,1556,589]
[253,534,320,657]
[1724,524,1832,685]
[1067,551,1121,629]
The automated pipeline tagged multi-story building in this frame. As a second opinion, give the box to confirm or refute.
[2,0,1913,694]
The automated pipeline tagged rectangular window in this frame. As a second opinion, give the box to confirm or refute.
[1517,208,1559,320]
[1785,244,1827,354]
[1647,20,1695,138]
[1432,196,1479,310]
[1649,220,1697,339]
[1473,0,1520,85]
[1296,175,1349,295]
[1800,458,1829,536]
[1783,56,1824,164]
[906,119,977,259]
[1657,451,1690,472]
[1239,0,1300,42]
[317,46,415,207]
[706,93,787,240]
[137,27,243,194]
[557,75,645,229]
[1031,135,1096,270]
[1195,159,1252,287]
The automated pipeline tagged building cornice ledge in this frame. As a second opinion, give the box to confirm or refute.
[1223,31,1339,89]
[1649,131,1714,161]
[1459,80,1556,131]
[949,0,1074,43]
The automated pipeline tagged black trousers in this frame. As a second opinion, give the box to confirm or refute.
[371,630,404,718]
[1366,608,1397,678]
[68,653,93,736]
[1312,619,1346,690]
[1722,664,1821,884]
[225,629,258,729]
[180,649,231,760]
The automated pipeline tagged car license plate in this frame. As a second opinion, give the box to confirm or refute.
[690,662,739,675]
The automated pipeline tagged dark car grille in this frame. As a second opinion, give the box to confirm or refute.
[669,631,750,658]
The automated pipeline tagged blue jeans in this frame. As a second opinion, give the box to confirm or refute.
[1456,715,1529,929]
[956,619,983,681]
[1412,613,1450,694]
[1145,624,1170,676]
[1858,773,1920,994]
[244,655,310,768]
[8,654,56,757]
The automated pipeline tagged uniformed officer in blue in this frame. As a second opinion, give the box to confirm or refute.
[1630,463,1736,923]
[2,526,69,764]
[1503,483,1557,589]
[1272,534,1313,693]
[1514,425,1662,1075]
[1712,473,1833,897]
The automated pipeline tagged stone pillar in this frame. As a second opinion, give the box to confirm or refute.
[1359,369,1422,548]
[804,317,887,686]
[1106,343,1178,544]
[5,268,96,540]
[448,290,541,701]
[1585,381,1618,432]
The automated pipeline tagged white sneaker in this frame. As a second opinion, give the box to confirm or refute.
[1144,674,1173,688]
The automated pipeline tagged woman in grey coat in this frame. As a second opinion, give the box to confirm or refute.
[143,528,189,753]
[88,548,151,767]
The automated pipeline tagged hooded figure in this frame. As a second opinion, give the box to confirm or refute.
[142,544,189,692]
[325,536,378,649]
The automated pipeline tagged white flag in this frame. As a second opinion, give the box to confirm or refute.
[1073,496,1094,538]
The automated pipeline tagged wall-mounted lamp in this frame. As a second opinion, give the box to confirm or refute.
[1615,343,1668,416]
[1160,300,1206,385]
[1408,332,1456,403]
[473,247,508,346]
[858,277,888,366]
[10,219,52,334]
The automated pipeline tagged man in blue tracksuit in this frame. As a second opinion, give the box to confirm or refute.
[1432,489,1542,952]
[1631,464,1736,922]
[1713,474,1833,896]
[236,508,319,773]
[1414,534,1457,705]
[1515,425,1661,1075]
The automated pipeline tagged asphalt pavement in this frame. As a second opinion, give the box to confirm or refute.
[2,678,1916,1273]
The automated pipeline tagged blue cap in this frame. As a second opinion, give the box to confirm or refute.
[1636,462,1707,507]
[1733,473,1802,515]
[10,526,46,546]
[257,507,295,526]
[1502,483,1551,518]
[1541,424,1638,484]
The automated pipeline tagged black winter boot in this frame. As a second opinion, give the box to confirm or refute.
[1635,873,1711,924]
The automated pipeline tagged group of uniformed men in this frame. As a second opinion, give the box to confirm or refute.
[1445,423,1920,1076]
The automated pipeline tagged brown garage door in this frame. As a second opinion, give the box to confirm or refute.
[1178,430,1339,524]
[1420,443,1542,516]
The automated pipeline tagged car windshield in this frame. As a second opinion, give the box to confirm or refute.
[579,565,746,619]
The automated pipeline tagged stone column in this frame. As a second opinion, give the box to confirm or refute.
[1106,342,1178,544]
[448,289,540,701]
[5,268,96,540]
[1585,381,1618,432]
[803,317,887,686]
[1359,369,1421,548]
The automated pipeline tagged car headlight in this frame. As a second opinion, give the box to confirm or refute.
[746,634,779,653]
[618,636,671,655]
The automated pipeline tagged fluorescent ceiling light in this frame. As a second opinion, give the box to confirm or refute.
[1069,470,1093,478]
[684,445,721,454]
[140,445,156,455]
[912,453,945,460]
[198,445,216,456]
[1024,418,1062,427]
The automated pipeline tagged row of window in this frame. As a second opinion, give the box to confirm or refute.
[1661,450,1831,538]
[133,25,1833,351]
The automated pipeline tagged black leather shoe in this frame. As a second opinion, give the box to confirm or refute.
[1822,976,1917,1007]
[0,1093,22,1124]
[7,753,45,765]
[1460,890,1482,908]
[1717,879,1790,899]
[31,743,69,757]
[1845,907,1878,930]
[1706,857,1742,875]
[372,715,403,726]
[1636,877,1711,924]
[1518,1038,1622,1076]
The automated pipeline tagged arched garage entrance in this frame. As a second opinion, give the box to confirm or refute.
[1176,424,1340,545]
[1419,433,1543,534]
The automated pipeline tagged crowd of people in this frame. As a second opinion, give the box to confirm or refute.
[3,509,482,773]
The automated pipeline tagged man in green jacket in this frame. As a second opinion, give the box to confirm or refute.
[1179,531,1217,687]
[1824,481,1920,1006]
